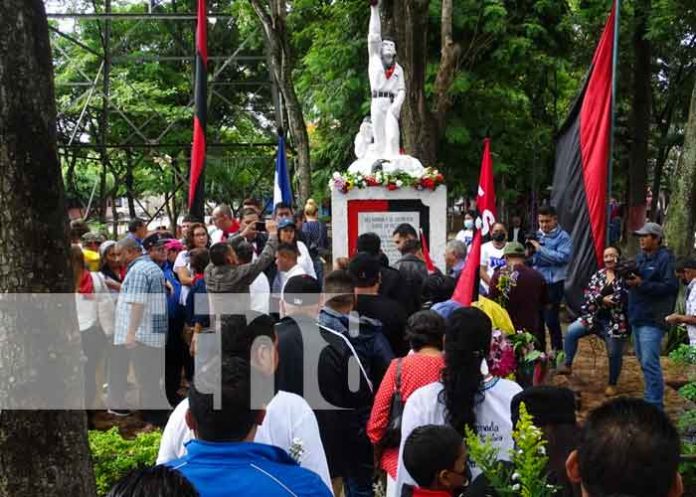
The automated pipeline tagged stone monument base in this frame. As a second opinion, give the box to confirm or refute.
[331,185,447,270]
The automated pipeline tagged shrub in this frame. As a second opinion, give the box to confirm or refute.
[89,428,162,496]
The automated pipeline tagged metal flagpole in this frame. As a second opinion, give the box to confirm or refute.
[606,0,620,248]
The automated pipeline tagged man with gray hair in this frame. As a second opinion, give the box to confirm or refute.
[108,236,168,422]
[444,240,467,280]
[210,203,240,243]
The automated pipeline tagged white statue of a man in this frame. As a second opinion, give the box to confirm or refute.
[368,0,405,158]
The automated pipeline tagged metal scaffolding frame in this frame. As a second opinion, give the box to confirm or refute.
[49,3,283,222]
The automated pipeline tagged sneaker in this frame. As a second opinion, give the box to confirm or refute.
[107,409,132,417]
[556,364,572,376]
[604,386,617,397]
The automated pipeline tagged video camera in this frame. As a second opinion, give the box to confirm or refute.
[525,232,539,253]
[615,259,640,280]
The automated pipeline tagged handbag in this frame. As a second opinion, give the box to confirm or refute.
[380,358,404,448]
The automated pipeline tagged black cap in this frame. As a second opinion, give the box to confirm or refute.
[679,257,696,270]
[142,233,166,251]
[282,275,321,307]
[347,253,381,285]
[511,386,577,427]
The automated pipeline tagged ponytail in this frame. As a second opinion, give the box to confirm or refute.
[439,307,492,434]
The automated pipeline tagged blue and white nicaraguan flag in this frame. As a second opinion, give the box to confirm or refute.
[273,129,293,206]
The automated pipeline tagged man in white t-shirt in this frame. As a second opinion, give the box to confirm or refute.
[274,243,307,300]
[156,314,332,491]
[666,257,696,346]
[479,222,508,295]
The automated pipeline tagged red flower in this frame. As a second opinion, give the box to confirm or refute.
[387,183,397,191]
[422,178,435,189]
[435,174,444,182]
[366,177,379,186]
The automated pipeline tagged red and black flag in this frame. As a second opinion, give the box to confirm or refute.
[551,2,617,311]
[188,0,208,220]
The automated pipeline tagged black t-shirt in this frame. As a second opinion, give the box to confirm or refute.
[355,294,409,356]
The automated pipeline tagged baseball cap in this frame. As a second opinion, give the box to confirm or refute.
[278,218,296,230]
[503,242,525,257]
[142,233,167,251]
[678,257,696,270]
[164,239,185,252]
[347,253,381,285]
[511,386,576,427]
[633,222,663,238]
[282,275,321,307]
[81,232,103,244]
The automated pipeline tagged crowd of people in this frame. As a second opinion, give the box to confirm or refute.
[69,200,694,497]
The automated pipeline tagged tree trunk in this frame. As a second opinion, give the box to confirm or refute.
[0,1,96,495]
[393,0,437,165]
[626,0,652,253]
[663,81,696,257]
[249,0,311,205]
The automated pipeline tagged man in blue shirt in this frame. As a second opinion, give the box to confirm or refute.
[166,356,332,497]
[626,222,678,408]
[530,205,572,354]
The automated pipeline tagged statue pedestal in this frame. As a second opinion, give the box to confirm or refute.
[331,185,448,271]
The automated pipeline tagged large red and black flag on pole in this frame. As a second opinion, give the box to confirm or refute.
[188,0,208,220]
[551,1,618,312]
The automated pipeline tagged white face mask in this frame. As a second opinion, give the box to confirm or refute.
[464,219,474,230]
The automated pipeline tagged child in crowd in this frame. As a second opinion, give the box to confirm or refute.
[402,425,470,497]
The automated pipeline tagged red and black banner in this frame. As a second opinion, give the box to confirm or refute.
[551,2,616,312]
[188,0,208,220]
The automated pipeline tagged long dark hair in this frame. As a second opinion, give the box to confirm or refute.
[440,307,492,435]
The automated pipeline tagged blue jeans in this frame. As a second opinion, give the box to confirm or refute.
[564,319,626,385]
[632,325,665,408]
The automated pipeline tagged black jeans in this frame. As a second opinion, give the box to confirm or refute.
[165,312,193,407]
[541,280,565,352]
[81,326,107,408]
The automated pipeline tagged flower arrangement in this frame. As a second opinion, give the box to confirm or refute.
[494,266,520,307]
[329,167,445,193]
[488,330,517,378]
[465,403,559,497]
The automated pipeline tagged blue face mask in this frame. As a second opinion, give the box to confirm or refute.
[464,219,474,230]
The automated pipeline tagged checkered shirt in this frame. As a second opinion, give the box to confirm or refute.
[114,256,168,348]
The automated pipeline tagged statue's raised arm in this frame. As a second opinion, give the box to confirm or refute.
[368,1,381,58]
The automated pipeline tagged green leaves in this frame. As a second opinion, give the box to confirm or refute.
[89,428,162,496]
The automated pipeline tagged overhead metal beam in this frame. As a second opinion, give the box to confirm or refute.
[46,13,235,20]
[58,143,276,149]
[111,55,266,63]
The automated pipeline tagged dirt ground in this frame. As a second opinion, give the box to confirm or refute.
[549,335,693,423]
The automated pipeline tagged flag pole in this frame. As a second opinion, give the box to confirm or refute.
[606,0,620,248]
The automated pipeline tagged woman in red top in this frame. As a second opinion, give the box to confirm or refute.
[367,310,446,496]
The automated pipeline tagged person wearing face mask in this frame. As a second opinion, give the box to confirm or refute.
[479,222,508,295]
[557,246,629,396]
[455,211,477,249]
[665,258,696,346]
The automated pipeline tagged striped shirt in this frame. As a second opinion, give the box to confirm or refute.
[114,256,167,348]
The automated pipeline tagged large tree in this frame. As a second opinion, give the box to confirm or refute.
[249,0,312,204]
[0,1,95,495]
[664,81,696,256]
